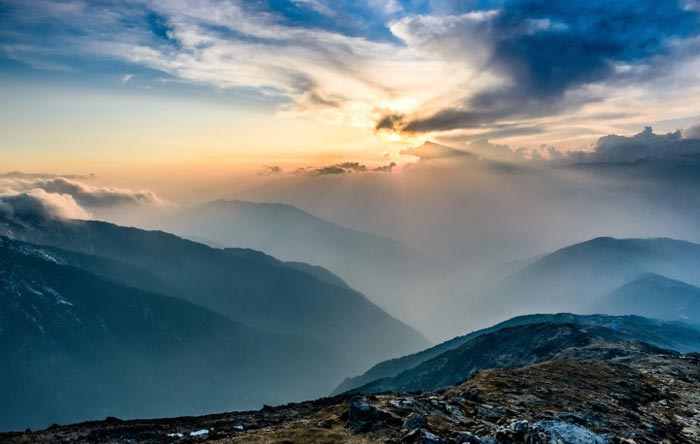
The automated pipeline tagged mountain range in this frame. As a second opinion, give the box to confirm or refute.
[429,236,700,339]
[0,211,429,374]
[0,209,429,431]
[344,316,700,394]
[4,315,699,444]
[4,201,700,435]
[0,236,349,430]
[589,273,700,324]
[153,199,437,316]
[335,313,700,394]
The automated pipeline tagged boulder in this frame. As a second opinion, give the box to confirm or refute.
[346,398,399,432]
[403,412,427,430]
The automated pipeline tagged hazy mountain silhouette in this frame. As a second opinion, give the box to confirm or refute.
[0,237,350,431]
[0,212,429,374]
[590,273,700,324]
[155,199,436,314]
[344,314,700,394]
[437,237,700,333]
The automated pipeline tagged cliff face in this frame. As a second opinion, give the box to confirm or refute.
[3,343,699,444]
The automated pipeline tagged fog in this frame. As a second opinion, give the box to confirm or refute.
[4,127,700,341]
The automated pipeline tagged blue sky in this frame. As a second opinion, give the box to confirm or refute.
[1,0,699,170]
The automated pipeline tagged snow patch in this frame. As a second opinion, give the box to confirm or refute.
[190,429,209,436]
[56,297,74,306]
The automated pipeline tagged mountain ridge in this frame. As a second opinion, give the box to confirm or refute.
[0,237,350,431]
[0,213,430,374]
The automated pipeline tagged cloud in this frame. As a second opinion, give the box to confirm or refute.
[683,123,700,140]
[0,171,95,180]
[259,165,283,176]
[1,176,168,209]
[379,1,700,134]
[564,127,700,164]
[372,162,397,173]
[1,1,699,146]
[122,73,134,83]
[295,161,397,176]
[0,173,169,225]
[0,189,90,220]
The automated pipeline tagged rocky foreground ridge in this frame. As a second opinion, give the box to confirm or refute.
[2,325,699,444]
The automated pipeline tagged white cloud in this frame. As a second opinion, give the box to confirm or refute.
[683,123,700,139]
[3,0,699,147]
[0,189,91,220]
[0,174,170,220]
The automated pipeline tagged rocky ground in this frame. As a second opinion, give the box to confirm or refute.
[2,344,698,444]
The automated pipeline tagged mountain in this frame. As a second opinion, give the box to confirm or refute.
[336,312,700,394]
[437,237,700,333]
[5,327,699,443]
[0,212,430,374]
[0,237,349,431]
[153,199,435,314]
[590,273,700,324]
[400,141,474,159]
[339,314,700,395]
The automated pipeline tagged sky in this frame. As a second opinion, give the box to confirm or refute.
[1,0,699,177]
[1,1,700,266]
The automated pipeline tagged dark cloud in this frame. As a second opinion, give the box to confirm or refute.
[565,127,700,164]
[259,165,284,175]
[380,0,700,134]
[372,162,397,173]
[295,161,397,176]
[375,114,406,132]
[437,125,544,143]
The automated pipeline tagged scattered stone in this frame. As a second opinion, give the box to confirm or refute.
[402,428,446,444]
[452,431,483,443]
[475,405,502,420]
[532,420,608,444]
[403,412,427,430]
[495,420,530,442]
[347,398,399,432]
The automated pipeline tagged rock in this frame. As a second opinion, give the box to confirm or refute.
[346,398,399,432]
[475,405,502,420]
[402,428,446,444]
[532,420,608,444]
[403,412,427,430]
[495,420,530,443]
[557,412,595,426]
[453,431,484,443]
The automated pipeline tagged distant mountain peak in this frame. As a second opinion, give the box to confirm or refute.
[400,141,473,159]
